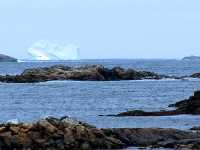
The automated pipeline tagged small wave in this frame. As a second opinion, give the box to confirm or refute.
[129,77,200,82]
[6,119,20,124]
[38,80,85,85]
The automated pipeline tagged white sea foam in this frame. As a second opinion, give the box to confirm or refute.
[6,119,19,124]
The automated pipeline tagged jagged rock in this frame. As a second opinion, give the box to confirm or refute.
[169,90,200,115]
[0,65,167,83]
[0,117,124,150]
[0,117,199,150]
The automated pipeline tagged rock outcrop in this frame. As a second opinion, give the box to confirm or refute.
[103,128,200,149]
[191,72,200,78]
[0,117,124,150]
[0,54,17,62]
[168,90,200,114]
[109,90,200,117]
[0,116,199,150]
[108,110,179,117]
[0,65,166,83]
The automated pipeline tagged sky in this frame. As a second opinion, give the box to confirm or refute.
[1,0,200,59]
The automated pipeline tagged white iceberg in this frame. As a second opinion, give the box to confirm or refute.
[27,40,80,60]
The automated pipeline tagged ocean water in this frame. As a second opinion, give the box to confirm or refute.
[1,59,200,150]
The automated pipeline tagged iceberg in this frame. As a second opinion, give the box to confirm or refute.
[27,40,80,60]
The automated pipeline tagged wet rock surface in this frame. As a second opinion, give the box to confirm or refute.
[109,90,200,117]
[0,117,199,150]
[0,65,168,83]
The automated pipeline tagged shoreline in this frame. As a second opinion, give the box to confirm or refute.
[0,63,200,149]
[0,116,199,150]
[0,90,199,149]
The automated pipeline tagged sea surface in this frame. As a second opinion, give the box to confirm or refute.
[1,59,200,150]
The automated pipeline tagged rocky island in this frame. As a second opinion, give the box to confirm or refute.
[2,64,200,83]
[0,54,17,62]
[0,65,169,83]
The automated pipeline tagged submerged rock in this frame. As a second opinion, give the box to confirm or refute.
[0,117,199,150]
[110,90,200,117]
[110,110,179,117]
[0,65,167,83]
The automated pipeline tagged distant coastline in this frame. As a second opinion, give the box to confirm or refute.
[0,54,17,62]
[182,55,200,61]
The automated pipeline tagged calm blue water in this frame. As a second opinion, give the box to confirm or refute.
[0,59,200,150]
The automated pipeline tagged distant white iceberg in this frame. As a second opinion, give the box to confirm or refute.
[27,40,80,60]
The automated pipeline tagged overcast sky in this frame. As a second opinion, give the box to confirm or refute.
[1,0,200,59]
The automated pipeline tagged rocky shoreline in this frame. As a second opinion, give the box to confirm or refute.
[0,116,199,150]
[0,65,171,83]
[1,65,200,150]
[105,90,200,117]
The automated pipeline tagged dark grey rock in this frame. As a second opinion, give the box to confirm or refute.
[191,126,200,131]
[0,65,168,83]
[0,117,199,150]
